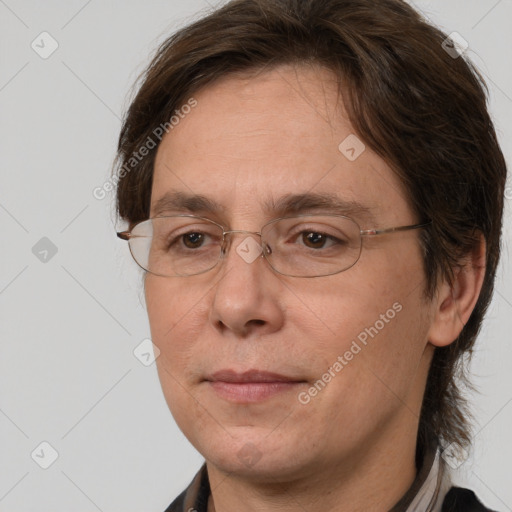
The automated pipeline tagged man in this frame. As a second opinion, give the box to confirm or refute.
[114,0,507,510]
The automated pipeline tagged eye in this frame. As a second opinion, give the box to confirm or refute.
[165,225,223,251]
[298,230,341,249]
[181,232,208,249]
[283,222,349,250]
[302,231,330,249]
[166,230,218,250]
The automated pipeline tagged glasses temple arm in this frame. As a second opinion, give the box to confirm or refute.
[360,221,432,236]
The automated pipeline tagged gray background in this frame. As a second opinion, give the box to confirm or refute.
[0,0,511,510]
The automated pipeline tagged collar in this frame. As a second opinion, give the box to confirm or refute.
[392,443,452,512]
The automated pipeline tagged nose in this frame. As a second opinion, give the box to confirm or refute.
[209,230,284,338]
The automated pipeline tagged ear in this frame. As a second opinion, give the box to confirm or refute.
[428,233,486,348]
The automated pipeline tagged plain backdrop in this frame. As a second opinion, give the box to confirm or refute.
[0,1,511,510]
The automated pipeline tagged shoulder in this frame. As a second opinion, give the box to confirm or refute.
[442,486,497,512]
[162,488,186,512]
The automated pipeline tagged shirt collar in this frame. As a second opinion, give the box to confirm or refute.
[391,441,452,512]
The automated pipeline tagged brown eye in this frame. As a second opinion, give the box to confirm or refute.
[182,232,206,249]
[302,232,329,249]
[295,230,344,250]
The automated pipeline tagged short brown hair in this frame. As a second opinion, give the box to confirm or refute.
[113,0,508,456]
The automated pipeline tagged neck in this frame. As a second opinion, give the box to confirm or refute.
[206,411,419,512]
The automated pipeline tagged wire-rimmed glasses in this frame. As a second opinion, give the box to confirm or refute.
[117,214,431,278]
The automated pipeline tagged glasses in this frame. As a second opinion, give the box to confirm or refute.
[117,214,431,278]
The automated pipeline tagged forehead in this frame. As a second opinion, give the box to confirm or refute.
[151,64,412,226]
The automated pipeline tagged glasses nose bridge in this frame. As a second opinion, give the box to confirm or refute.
[222,228,262,245]
[222,229,262,238]
[220,229,264,256]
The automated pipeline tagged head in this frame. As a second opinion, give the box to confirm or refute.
[114,0,507,478]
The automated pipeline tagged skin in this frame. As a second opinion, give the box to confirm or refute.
[144,63,485,512]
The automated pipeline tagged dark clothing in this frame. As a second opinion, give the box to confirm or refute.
[442,487,495,511]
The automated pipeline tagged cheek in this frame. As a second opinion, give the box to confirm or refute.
[145,276,204,335]
[292,265,412,348]
[298,244,430,390]
[145,278,213,435]
[145,277,208,376]
[292,290,430,454]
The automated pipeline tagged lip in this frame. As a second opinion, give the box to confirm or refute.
[205,369,306,403]
[207,369,302,383]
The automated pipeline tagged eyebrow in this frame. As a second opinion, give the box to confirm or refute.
[151,191,377,223]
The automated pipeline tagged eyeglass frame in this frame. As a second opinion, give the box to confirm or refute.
[117,214,432,278]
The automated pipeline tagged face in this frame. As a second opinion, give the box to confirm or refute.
[146,63,436,483]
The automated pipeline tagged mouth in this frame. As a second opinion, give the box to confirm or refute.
[204,369,307,403]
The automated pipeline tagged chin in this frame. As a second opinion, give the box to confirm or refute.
[196,429,315,482]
